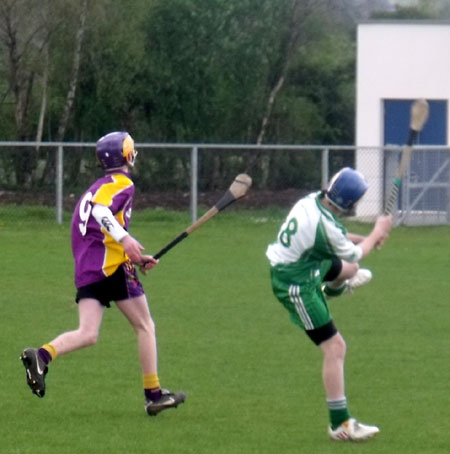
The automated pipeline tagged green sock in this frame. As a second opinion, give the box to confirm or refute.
[327,398,351,429]
[322,283,347,298]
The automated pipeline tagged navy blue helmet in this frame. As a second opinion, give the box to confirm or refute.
[325,167,368,212]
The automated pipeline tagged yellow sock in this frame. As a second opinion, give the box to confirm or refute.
[41,343,58,360]
[143,373,160,390]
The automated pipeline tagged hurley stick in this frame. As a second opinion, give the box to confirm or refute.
[384,98,429,215]
[153,173,252,260]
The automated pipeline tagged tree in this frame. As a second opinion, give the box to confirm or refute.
[0,0,91,186]
[0,0,50,184]
[0,0,378,193]
[39,0,89,186]
[56,0,88,142]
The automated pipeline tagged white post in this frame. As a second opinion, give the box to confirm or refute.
[190,146,198,222]
[321,148,329,189]
[56,145,63,224]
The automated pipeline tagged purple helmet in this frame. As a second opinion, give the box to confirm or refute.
[96,131,137,170]
[325,167,368,212]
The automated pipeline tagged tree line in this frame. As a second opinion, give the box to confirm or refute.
[0,0,447,190]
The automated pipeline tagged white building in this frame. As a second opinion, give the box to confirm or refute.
[356,21,450,221]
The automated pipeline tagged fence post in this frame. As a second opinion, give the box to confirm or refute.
[56,145,63,224]
[321,148,329,189]
[190,145,198,222]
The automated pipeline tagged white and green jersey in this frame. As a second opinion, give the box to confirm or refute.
[266,192,362,271]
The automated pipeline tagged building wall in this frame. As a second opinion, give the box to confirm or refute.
[356,21,450,216]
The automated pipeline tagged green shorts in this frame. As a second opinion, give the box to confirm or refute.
[269,260,333,331]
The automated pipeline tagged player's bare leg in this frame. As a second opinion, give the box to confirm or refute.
[320,332,346,400]
[20,299,104,398]
[323,262,372,297]
[321,332,379,441]
[116,295,158,374]
[327,261,359,290]
[49,298,105,354]
[116,295,186,416]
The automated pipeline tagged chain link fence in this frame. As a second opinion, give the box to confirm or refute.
[1,142,449,226]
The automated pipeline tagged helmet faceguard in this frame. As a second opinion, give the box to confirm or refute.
[325,167,368,213]
[96,131,138,170]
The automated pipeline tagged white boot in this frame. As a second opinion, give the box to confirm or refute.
[328,418,380,441]
[346,268,372,293]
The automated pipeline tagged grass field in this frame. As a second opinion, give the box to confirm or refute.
[2,206,450,454]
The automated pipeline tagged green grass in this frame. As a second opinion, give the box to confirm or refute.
[2,206,450,453]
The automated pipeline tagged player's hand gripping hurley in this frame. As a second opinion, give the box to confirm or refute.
[384,98,429,215]
[152,173,252,260]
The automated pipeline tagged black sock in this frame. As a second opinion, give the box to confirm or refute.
[145,388,162,402]
[38,348,52,365]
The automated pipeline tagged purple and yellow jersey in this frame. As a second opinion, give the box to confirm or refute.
[71,170,134,288]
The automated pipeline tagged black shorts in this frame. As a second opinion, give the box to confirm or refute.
[76,261,145,308]
[306,320,338,345]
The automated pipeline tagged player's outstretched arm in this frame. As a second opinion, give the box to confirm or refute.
[91,203,159,271]
[359,214,392,258]
[121,235,159,270]
[347,232,365,244]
